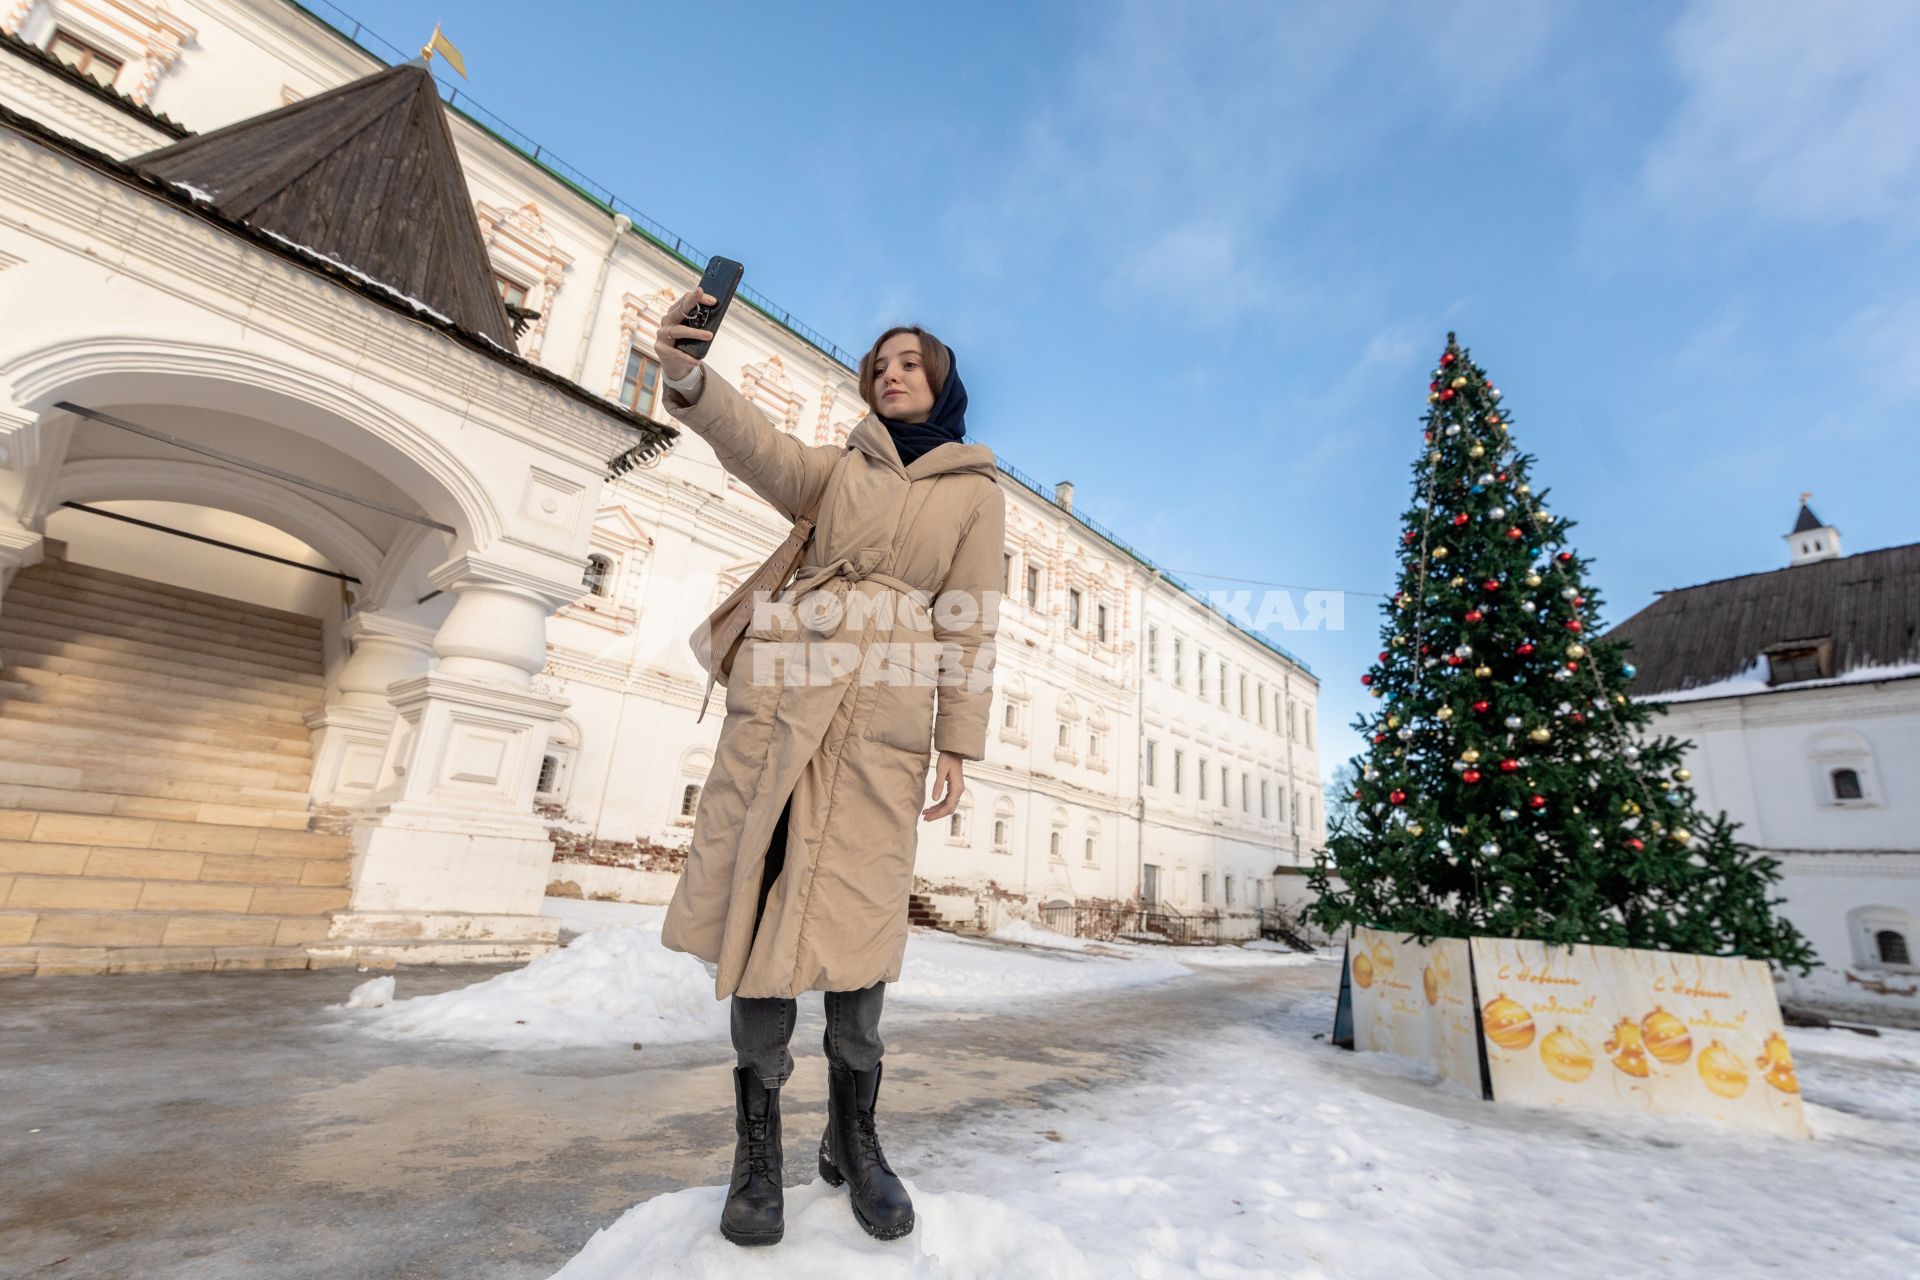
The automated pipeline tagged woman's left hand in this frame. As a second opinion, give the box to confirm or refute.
[922,751,966,821]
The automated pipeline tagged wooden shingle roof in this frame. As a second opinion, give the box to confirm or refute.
[132,62,514,347]
[1606,543,1920,696]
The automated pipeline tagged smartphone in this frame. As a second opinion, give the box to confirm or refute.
[676,256,744,360]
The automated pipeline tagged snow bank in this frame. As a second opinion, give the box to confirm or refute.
[549,1179,1096,1280]
[989,917,1331,968]
[343,976,394,1009]
[887,932,1190,1003]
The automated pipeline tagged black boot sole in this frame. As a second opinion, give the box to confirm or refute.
[818,1152,914,1241]
[719,1220,784,1247]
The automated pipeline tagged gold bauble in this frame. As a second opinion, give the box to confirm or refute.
[1534,511,1553,523]
[1473,665,1493,679]
[1670,829,1692,846]
[1641,1007,1692,1064]
[1524,573,1542,588]
[1540,1027,1596,1083]
[1422,965,1440,1005]
[1622,800,1641,816]
[1371,689,1384,698]
[1433,950,1453,984]
[1615,694,1628,705]
[1450,575,1466,588]
[1756,1031,1799,1095]
[1482,995,1535,1050]
[1604,1018,1651,1078]
[1387,715,1400,728]
[1697,1041,1749,1099]
[1566,643,1587,659]
[1352,950,1375,989]
[1451,376,1467,389]
[1429,451,1443,463]
[1436,706,1454,721]
[1406,822,1424,836]
[1433,546,1450,560]
[1517,484,1531,495]
[1369,941,1396,976]
[1467,444,1486,459]
[1528,727,1552,743]
[1427,392,1440,403]
[1460,748,1481,764]
[1392,634,1407,647]
[1674,768,1692,782]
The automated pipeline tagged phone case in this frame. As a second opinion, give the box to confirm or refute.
[676,255,744,360]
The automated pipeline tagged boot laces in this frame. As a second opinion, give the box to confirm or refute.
[744,1118,773,1176]
[854,1108,882,1157]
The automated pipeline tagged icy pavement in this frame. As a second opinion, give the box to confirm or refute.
[552,995,1920,1279]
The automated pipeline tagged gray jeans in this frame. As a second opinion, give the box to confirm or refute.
[730,791,886,1089]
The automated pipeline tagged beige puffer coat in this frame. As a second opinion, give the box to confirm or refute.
[657,366,1006,999]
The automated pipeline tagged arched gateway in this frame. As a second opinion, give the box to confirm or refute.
[0,62,673,975]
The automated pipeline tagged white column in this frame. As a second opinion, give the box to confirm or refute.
[320,553,579,966]
[304,611,436,808]
[0,406,48,648]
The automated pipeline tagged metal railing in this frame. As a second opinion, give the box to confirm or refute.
[1038,900,1223,946]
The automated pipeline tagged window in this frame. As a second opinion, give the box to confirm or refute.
[48,29,122,86]
[1173,748,1184,795]
[1287,701,1297,739]
[1225,874,1235,906]
[1197,650,1209,698]
[495,274,530,310]
[1088,728,1103,760]
[1002,552,1013,595]
[1261,779,1270,818]
[993,819,1009,852]
[1025,565,1041,608]
[536,755,561,795]
[1833,768,1863,801]
[1304,709,1315,747]
[1147,624,1160,675]
[1198,757,1209,801]
[1049,830,1062,860]
[1004,703,1019,729]
[1058,722,1071,748]
[1241,772,1249,811]
[1084,836,1096,865]
[1145,739,1158,786]
[1766,640,1831,686]
[1219,660,1228,706]
[582,553,614,597]
[1878,930,1912,967]
[1142,863,1161,904]
[1096,603,1108,643]
[621,349,662,416]
[1172,636,1185,687]
[1221,763,1230,802]
[1257,682,1267,726]
[1277,786,1288,822]
[1068,588,1082,629]
[679,783,702,818]
[949,810,966,839]
[1200,872,1211,905]
[1239,674,1248,716]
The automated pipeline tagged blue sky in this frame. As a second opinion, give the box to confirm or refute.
[352,0,1918,778]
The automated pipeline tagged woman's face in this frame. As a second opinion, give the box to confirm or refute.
[871,333,935,422]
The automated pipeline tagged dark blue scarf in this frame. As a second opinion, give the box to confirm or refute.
[877,353,967,468]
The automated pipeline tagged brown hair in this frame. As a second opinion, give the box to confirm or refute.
[858,325,951,413]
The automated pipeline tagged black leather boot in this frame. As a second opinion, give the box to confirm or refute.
[720,1066,784,1246]
[818,1061,914,1240]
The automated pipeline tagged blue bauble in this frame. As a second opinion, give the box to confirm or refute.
[1470,485,1485,495]
[1622,663,1638,679]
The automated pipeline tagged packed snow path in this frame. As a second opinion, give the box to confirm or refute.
[1,905,1915,1278]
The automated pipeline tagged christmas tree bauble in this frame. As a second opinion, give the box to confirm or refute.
[1528,727,1552,743]
[1482,995,1535,1049]
[1641,1008,1692,1064]
[1697,1041,1749,1098]
[1756,1031,1800,1095]
[1540,1027,1596,1082]
[1604,1017,1651,1078]
[1423,965,1439,1005]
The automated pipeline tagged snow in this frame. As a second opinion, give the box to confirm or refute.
[343,976,393,1009]
[169,180,215,204]
[345,900,1321,1052]
[1639,658,1920,705]
[257,228,456,326]
[550,992,1920,1280]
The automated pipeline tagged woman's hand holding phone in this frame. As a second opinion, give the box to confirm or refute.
[654,288,715,381]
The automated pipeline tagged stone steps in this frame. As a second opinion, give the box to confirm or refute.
[0,556,342,977]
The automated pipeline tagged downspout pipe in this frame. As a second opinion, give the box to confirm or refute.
[571,214,632,384]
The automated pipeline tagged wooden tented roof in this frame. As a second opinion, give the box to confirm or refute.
[133,62,514,347]
[1606,544,1920,696]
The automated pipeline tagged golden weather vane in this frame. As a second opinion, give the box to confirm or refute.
[420,23,468,79]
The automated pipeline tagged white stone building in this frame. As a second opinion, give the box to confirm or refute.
[0,0,1321,976]
[1609,503,1920,1025]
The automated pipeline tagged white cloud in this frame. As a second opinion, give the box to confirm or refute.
[1641,0,1920,225]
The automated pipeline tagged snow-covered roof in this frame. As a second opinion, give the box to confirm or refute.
[1606,542,1920,699]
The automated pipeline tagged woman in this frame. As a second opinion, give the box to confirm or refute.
[650,286,1006,1247]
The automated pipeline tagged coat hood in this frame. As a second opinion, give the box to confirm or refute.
[847,415,998,481]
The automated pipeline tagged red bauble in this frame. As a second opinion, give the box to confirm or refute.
[1464,609,1484,623]
[1517,642,1536,656]
[1528,794,1547,810]
[1439,389,1456,402]
[1424,430,1433,442]
[1373,733,1388,744]
[1496,471,1508,481]
[1472,700,1491,714]
[1499,758,1519,773]
[1570,712,1586,723]
[1462,769,1483,784]
[1483,579,1501,592]
[1378,651,1390,663]
[1441,352,1457,366]
[1565,619,1583,633]
[1403,530,1418,544]
[1566,661,1580,672]
[1446,655,1464,667]
[1489,420,1502,429]
[1627,837,1645,852]
[1429,381,1440,392]
[1557,552,1573,563]
[1452,512,1470,527]
[1361,674,1374,686]
[1506,527,1524,540]
[1420,644,1432,655]
[1389,790,1407,806]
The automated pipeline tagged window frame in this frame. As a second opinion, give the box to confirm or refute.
[47,27,123,86]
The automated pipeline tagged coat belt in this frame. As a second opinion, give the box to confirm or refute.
[786,556,925,606]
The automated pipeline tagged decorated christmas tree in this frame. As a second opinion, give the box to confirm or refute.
[1306,334,1813,971]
